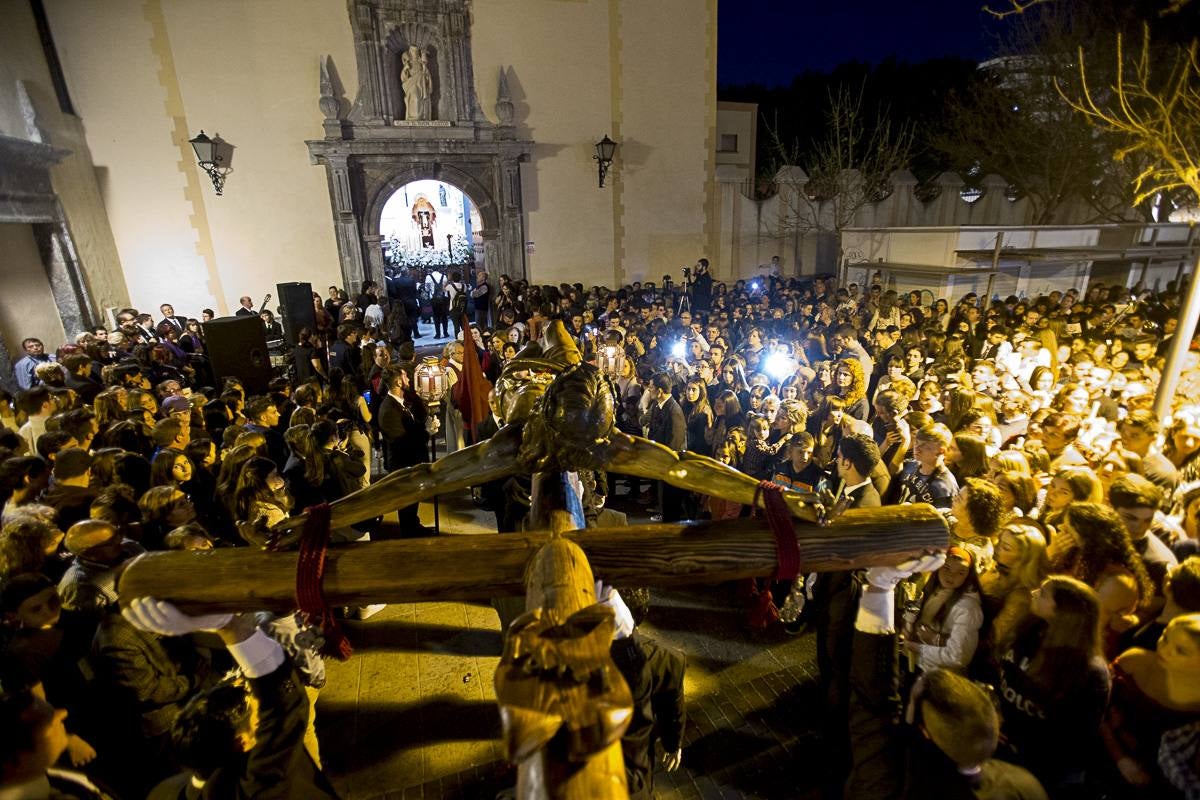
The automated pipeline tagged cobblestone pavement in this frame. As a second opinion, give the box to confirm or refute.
[318,488,828,800]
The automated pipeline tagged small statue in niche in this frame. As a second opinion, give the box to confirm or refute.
[412,195,436,248]
[401,45,433,121]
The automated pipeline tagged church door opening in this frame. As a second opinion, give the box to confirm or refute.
[380,180,483,274]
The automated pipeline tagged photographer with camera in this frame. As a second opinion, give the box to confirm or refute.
[685,258,713,312]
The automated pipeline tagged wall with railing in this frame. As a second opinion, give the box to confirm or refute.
[711,165,1140,280]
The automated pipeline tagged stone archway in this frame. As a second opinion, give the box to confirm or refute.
[363,163,501,280]
[306,0,531,293]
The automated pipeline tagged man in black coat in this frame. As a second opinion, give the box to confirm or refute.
[599,585,686,800]
[811,432,883,795]
[327,323,363,388]
[376,366,434,536]
[640,373,686,522]
[689,258,713,312]
[62,353,103,404]
[243,397,288,470]
[387,268,421,340]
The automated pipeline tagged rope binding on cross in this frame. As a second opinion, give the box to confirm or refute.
[753,480,802,581]
[743,480,803,629]
[294,503,354,660]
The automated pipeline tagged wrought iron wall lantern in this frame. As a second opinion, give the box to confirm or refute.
[189,130,235,195]
[594,135,617,188]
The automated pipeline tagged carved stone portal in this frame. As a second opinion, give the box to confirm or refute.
[308,0,531,291]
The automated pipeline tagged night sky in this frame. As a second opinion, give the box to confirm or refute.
[718,0,1003,86]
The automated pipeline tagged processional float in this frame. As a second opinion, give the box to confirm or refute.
[120,321,948,800]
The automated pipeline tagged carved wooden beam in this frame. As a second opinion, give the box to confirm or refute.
[118,504,948,614]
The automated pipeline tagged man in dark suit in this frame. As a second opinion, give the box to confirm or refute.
[234,296,258,317]
[155,303,189,338]
[836,432,882,509]
[640,373,686,522]
[377,366,434,536]
[129,313,160,344]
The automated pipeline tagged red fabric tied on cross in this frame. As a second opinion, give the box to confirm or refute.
[743,480,802,630]
[295,503,354,660]
[754,480,802,581]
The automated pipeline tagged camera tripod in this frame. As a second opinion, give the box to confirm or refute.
[677,291,690,315]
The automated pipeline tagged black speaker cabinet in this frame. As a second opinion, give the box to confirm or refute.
[276,281,315,346]
[203,316,271,395]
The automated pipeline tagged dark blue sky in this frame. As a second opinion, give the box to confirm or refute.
[718,0,1002,86]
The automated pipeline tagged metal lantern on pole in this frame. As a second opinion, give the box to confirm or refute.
[596,344,626,379]
[413,356,449,533]
[414,357,449,406]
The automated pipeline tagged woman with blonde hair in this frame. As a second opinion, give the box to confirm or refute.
[989,448,1031,478]
[980,521,1050,653]
[1037,326,1059,373]
[833,357,868,421]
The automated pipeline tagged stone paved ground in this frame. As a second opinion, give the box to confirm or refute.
[318,409,829,798]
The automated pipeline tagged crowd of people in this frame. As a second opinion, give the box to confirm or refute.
[2,257,1200,799]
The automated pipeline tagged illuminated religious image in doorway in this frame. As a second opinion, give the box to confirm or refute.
[380,179,482,268]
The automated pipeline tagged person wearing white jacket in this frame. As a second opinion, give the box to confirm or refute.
[903,545,986,674]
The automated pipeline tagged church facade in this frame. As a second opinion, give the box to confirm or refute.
[0,0,718,341]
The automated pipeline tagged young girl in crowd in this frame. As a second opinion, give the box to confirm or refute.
[741,415,792,481]
[903,546,984,675]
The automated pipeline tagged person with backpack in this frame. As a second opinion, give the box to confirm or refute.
[425,267,451,339]
[448,270,468,337]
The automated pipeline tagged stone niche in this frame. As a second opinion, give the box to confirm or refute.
[308,0,531,291]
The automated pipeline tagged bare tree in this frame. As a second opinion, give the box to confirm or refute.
[982,0,1053,18]
[936,64,1121,224]
[765,85,914,258]
[1059,27,1200,205]
[937,5,1153,224]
